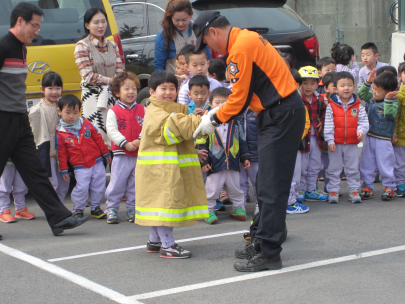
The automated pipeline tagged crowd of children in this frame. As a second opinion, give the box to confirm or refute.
[0,41,404,257]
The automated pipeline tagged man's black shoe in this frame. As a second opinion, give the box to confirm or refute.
[52,215,90,236]
[234,252,282,272]
[235,243,257,259]
[0,234,2,240]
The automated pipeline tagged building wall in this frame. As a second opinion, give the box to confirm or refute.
[286,0,395,65]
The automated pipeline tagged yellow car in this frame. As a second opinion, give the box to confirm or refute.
[2,0,123,110]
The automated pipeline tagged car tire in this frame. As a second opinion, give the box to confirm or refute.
[136,87,150,104]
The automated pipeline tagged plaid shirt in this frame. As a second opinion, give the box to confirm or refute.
[74,35,123,86]
[300,93,326,153]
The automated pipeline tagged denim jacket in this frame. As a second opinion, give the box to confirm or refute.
[154,22,211,72]
[366,97,398,140]
[236,108,258,162]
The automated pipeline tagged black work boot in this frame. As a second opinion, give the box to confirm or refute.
[235,239,261,259]
[235,243,256,259]
[234,252,282,272]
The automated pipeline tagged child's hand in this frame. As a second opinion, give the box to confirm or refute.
[132,139,140,150]
[351,54,357,63]
[392,134,398,144]
[357,132,364,141]
[317,121,323,133]
[124,142,136,152]
[244,160,250,169]
[328,143,336,152]
[62,174,69,182]
[367,69,376,83]
[105,156,112,164]
[194,108,205,116]
[175,74,186,81]
[198,149,208,162]
[386,91,398,99]
[202,164,211,172]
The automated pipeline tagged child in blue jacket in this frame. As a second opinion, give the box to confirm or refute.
[201,88,251,224]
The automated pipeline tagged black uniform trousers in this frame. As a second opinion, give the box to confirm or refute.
[0,111,72,227]
[255,91,305,257]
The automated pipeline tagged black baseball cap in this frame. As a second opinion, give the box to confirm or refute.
[192,11,221,51]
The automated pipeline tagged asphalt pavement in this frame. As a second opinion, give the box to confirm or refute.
[1,147,404,304]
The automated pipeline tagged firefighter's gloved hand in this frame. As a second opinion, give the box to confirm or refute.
[193,107,220,138]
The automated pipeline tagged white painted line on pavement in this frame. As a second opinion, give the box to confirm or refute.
[0,243,142,304]
[48,230,249,263]
[126,244,405,301]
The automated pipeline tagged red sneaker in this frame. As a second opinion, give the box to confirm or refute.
[0,209,16,223]
[15,207,35,220]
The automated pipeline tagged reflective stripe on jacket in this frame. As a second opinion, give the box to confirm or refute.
[134,97,208,227]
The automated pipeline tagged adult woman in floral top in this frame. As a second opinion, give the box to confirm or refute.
[74,7,123,147]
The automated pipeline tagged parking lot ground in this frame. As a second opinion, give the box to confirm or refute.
[1,154,405,303]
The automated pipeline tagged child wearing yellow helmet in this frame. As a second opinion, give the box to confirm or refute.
[297,66,328,202]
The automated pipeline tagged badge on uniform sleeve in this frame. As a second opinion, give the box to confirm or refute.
[351,108,358,117]
[84,130,91,138]
[228,61,239,77]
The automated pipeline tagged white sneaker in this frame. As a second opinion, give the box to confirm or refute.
[106,208,118,224]
[254,204,259,216]
[126,208,135,222]
[160,244,192,258]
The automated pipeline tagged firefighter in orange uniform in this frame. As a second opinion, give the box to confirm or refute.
[192,11,306,272]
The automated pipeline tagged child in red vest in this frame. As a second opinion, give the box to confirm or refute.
[105,72,145,224]
[324,72,369,203]
[57,95,111,218]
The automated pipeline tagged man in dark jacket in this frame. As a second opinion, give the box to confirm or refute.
[0,3,89,239]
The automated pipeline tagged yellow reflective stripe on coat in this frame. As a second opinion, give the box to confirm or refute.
[163,121,180,145]
[178,154,200,167]
[137,152,199,167]
[135,205,209,221]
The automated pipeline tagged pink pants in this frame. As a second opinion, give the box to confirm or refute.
[239,162,258,205]
[394,145,405,185]
[288,151,301,205]
[0,164,28,212]
[71,162,106,212]
[150,226,175,248]
[326,144,360,192]
[105,155,136,211]
[300,135,322,192]
[205,170,244,212]
[359,136,396,190]
[49,157,70,203]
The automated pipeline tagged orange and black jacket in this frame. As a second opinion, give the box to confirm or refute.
[214,27,297,124]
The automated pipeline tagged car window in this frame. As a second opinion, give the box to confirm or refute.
[112,3,147,39]
[147,4,164,36]
[1,0,111,46]
[192,2,307,34]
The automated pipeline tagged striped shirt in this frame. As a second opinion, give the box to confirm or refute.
[0,31,28,113]
[178,75,222,105]
[324,95,369,145]
[74,35,123,86]
[336,62,359,81]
